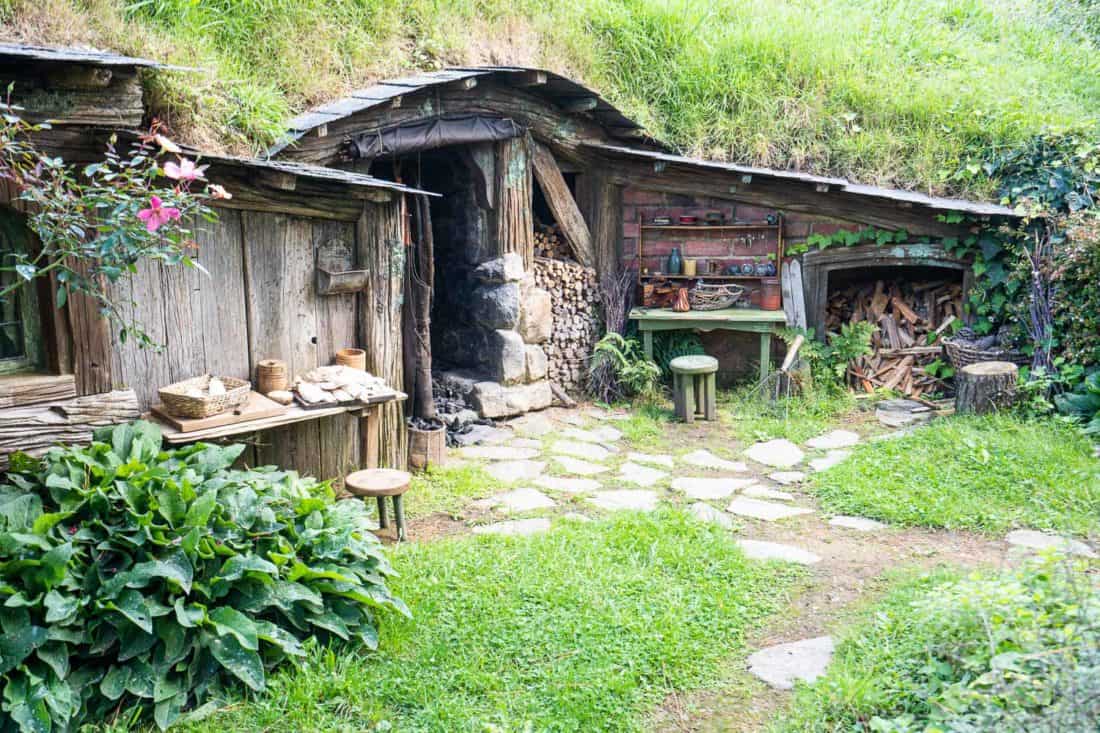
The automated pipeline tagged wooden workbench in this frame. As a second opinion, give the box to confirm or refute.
[629,307,788,382]
[152,390,407,470]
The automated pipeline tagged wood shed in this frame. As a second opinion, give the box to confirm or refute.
[0,45,1020,479]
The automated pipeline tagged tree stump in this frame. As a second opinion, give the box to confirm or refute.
[955,361,1019,415]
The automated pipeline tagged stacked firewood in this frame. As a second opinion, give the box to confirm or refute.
[534,224,573,260]
[826,279,963,398]
[534,257,601,394]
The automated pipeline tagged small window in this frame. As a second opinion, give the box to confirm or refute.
[0,209,43,374]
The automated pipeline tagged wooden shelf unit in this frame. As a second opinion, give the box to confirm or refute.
[636,214,785,286]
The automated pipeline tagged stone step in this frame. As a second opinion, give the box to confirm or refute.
[472,517,552,536]
[672,476,756,500]
[726,497,814,522]
[748,636,834,690]
[736,539,821,565]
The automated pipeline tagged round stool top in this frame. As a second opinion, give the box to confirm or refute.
[669,355,719,375]
[345,468,412,497]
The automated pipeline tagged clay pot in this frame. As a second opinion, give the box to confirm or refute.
[336,348,367,371]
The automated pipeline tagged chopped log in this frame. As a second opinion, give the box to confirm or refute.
[531,141,594,267]
[493,137,535,270]
[0,389,139,468]
[549,382,577,407]
[955,361,1018,414]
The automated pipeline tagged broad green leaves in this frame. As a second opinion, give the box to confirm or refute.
[0,420,403,731]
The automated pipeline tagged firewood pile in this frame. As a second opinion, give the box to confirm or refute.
[534,257,601,393]
[534,224,573,261]
[826,279,962,398]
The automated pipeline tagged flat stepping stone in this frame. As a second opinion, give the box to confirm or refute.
[559,413,588,427]
[769,471,806,486]
[561,426,623,444]
[508,438,543,449]
[552,440,614,462]
[742,484,795,502]
[461,445,539,461]
[672,476,755,500]
[586,408,629,421]
[745,439,804,468]
[1005,530,1097,557]
[472,518,552,536]
[748,636,834,690]
[876,398,933,428]
[586,490,659,512]
[490,488,556,513]
[810,450,851,472]
[736,539,821,565]
[689,502,734,528]
[534,476,602,494]
[510,413,555,437]
[681,449,748,472]
[805,429,860,450]
[726,497,813,522]
[553,456,610,476]
[485,460,546,484]
[453,425,512,446]
[618,462,668,487]
[828,515,887,531]
[628,452,674,468]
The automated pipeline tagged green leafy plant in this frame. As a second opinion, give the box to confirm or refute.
[787,225,908,255]
[1054,369,1100,436]
[778,324,873,393]
[0,421,405,731]
[651,330,705,379]
[786,556,1100,732]
[589,332,661,402]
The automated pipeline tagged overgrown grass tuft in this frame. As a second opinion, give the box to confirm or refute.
[813,414,1100,535]
[181,510,803,732]
[405,461,502,520]
[724,387,858,444]
[4,0,1098,195]
[783,557,1100,732]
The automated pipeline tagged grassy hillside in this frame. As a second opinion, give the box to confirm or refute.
[2,0,1098,198]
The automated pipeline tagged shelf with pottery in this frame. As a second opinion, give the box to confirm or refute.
[635,213,784,287]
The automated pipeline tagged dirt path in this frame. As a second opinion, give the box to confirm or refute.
[648,515,1010,732]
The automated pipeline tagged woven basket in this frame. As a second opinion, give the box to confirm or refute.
[159,375,251,419]
[942,337,1029,370]
[689,282,744,311]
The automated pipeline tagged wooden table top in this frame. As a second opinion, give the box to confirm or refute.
[155,390,406,444]
[629,307,788,323]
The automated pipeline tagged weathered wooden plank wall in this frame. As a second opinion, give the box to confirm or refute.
[108,200,405,480]
[493,137,535,269]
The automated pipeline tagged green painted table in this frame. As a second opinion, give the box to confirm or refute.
[629,307,789,382]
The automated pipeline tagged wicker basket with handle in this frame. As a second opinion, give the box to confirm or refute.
[158,375,251,419]
[942,337,1029,370]
[689,282,744,311]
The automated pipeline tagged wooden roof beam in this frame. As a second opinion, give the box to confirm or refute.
[561,97,598,114]
[509,70,547,87]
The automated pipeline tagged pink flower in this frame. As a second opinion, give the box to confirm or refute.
[163,157,207,182]
[137,195,181,232]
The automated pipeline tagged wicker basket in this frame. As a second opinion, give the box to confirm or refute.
[159,375,251,419]
[689,282,744,311]
[942,337,1029,370]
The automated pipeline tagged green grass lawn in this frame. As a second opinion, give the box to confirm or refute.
[11,0,1098,196]
[813,414,1100,536]
[180,511,803,732]
[404,461,503,520]
[724,389,858,444]
[783,558,1100,732]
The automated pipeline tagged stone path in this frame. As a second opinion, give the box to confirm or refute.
[472,518,552,536]
[747,636,835,690]
[441,401,1031,732]
[587,489,659,512]
[745,439,804,468]
[1005,529,1097,557]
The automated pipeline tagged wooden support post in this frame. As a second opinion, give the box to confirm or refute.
[955,361,1018,414]
[531,141,595,267]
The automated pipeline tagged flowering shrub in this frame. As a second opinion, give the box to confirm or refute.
[0,101,228,348]
[0,421,405,731]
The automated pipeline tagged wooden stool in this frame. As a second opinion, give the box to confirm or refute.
[345,468,412,541]
[670,355,718,423]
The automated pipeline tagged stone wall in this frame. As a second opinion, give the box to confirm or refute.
[534,257,600,395]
